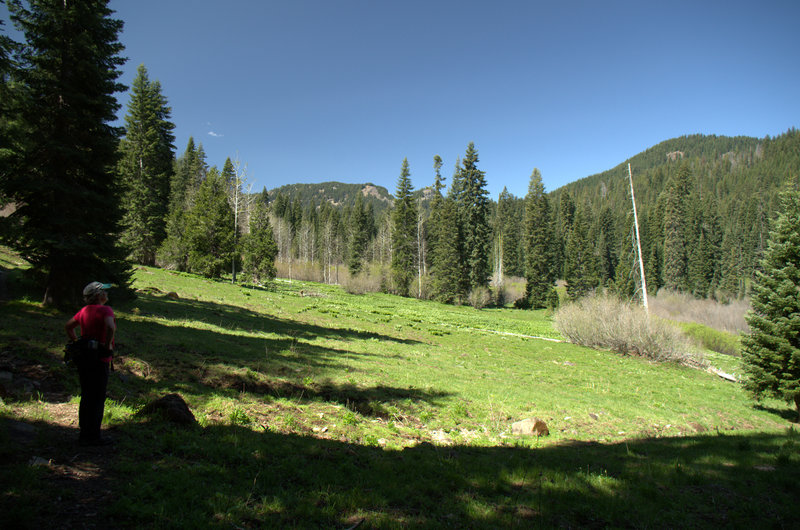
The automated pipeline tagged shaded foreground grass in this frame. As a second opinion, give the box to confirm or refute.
[3,414,799,528]
[1,256,799,528]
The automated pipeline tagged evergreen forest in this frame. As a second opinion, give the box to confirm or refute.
[1,1,798,308]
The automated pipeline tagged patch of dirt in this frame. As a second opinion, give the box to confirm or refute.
[1,354,120,529]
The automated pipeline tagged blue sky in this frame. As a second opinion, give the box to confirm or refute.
[6,1,800,198]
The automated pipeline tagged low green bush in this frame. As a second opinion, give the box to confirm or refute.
[679,322,741,356]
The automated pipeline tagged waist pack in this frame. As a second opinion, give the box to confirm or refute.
[64,338,110,366]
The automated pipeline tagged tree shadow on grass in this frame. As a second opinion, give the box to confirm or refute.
[129,293,422,346]
[1,294,447,420]
[754,403,799,423]
[3,414,799,529]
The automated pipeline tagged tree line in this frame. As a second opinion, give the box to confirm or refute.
[1,1,797,310]
[267,129,799,308]
[0,2,277,306]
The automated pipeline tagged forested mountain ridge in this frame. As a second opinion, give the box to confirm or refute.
[260,130,798,301]
[547,129,800,299]
[268,182,394,215]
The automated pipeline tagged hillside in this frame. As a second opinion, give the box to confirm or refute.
[268,181,395,216]
[546,129,800,297]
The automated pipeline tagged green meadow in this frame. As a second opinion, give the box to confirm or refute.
[1,255,798,528]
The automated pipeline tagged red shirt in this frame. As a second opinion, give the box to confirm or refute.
[73,304,115,362]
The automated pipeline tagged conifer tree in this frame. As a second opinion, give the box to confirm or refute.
[0,20,17,190]
[661,164,692,291]
[431,196,466,303]
[221,157,236,187]
[741,180,800,419]
[118,64,176,265]
[564,202,598,300]
[522,168,555,308]
[158,138,206,270]
[348,192,369,275]
[241,189,277,284]
[459,142,492,291]
[391,158,417,296]
[3,0,130,306]
[426,155,445,262]
[496,187,523,279]
[594,206,617,285]
[555,191,576,277]
[185,167,235,278]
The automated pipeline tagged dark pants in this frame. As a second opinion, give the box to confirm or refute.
[77,360,109,441]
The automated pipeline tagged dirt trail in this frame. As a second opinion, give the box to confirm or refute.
[2,354,119,529]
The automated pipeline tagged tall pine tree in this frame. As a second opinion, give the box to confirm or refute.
[431,196,466,303]
[391,158,417,296]
[459,142,492,291]
[185,167,235,278]
[564,202,598,300]
[522,168,555,308]
[118,64,175,265]
[4,0,130,306]
[426,154,445,261]
[661,164,692,291]
[241,189,277,284]
[741,179,800,419]
[348,192,370,275]
[158,137,206,270]
[497,188,525,279]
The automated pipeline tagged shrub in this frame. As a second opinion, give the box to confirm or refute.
[554,293,695,363]
[341,271,382,294]
[649,289,750,334]
[468,286,491,309]
[679,322,741,356]
[493,284,507,307]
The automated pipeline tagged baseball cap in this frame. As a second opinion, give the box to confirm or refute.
[83,281,113,297]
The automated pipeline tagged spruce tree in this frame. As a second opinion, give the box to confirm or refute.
[496,187,522,280]
[564,202,598,300]
[158,138,206,270]
[426,155,445,262]
[687,195,721,298]
[241,189,277,284]
[0,20,17,190]
[348,192,369,275]
[4,0,130,306]
[661,164,692,291]
[391,158,417,296]
[459,142,492,291]
[221,157,236,187]
[431,196,466,303]
[118,64,176,265]
[741,180,800,419]
[555,191,576,278]
[522,168,555,308]
[185,167,234,278]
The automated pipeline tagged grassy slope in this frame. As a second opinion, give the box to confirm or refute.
[1,259,798,528]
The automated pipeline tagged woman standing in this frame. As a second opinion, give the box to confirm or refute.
[65,281,116,446]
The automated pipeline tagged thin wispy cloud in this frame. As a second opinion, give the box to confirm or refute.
[208,131,223,138]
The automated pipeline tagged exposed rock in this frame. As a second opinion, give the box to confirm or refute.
[166,292,180,300]
[589,413,599,421]
[137,393,196,425]
[511,418,549,437]
[666,150,685,162]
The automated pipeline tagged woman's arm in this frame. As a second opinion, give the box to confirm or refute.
[65,318,79,341]
[104,315,116,350]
